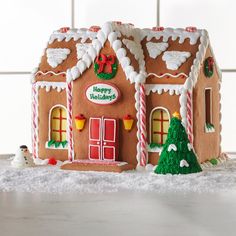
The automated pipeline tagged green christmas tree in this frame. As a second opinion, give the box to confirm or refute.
[154,112,202,175]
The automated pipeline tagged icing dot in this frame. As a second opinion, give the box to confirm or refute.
[152,26,164,31]
[185,26,197,32]
[59,27,70,33]
[89,26,101,32]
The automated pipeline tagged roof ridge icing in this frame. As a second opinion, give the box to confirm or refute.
[32,21,219,90]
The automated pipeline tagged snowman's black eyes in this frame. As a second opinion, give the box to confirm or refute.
[21,149,23,151]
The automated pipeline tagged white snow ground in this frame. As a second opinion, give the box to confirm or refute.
[0,157,236,194]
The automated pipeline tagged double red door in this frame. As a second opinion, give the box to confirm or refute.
[89,117,119,161]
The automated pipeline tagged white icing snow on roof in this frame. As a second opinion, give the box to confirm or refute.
[49,29,97,44]
[142,28,202,45]
[122,39,145,72]
[46,48,70,68]
[76,43,91,60]
[162,51,191,70]
[146,42,169,59]
[32,21,220,90]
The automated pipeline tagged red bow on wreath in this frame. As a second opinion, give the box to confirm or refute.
[95,54,116,74]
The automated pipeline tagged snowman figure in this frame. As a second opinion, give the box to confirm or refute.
[11,145,35,168]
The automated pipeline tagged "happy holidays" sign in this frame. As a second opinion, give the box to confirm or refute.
[85,83,120,105]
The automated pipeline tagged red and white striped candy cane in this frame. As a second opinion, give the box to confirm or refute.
[32,83,38,159]
[139,84,148,166]
[66,82,74,161]
[186,90,193,144]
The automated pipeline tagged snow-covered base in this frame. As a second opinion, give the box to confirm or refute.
[0,158,235,194]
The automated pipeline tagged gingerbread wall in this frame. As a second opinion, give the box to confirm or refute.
[142,37,200,84]
[192,47,221,163]
[146,92,181,165]
[38,87,68,161]
[72,41,138,165]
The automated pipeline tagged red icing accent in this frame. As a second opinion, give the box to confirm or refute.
[60,27,70,33]
[123,115,132,120]
[48,157,57,165]
[152,26,164,31]
[89,117,118,161]
[75,114,85,120]
[185,26,197,32]
[95,54,116,74]
[89,26,101,32]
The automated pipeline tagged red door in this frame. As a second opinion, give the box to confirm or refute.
[89,117,118,161]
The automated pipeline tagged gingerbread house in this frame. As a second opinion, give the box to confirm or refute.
[31,22,222,172]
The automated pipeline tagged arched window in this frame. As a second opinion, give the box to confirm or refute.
[150,107,170,145]
[50,106,67,142]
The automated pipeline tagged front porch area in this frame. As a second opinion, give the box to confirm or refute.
[61,160,135,173]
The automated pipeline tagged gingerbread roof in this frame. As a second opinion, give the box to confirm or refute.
[32,21,221,90]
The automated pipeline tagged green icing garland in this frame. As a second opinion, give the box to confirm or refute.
[94,54,118,80]
[204,57,214,78]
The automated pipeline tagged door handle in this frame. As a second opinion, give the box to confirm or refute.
[103,142,107,145]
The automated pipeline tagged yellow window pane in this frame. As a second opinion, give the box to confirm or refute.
[51,119,60,131]
[61,132,67,141]
[152,134,161,144]
[51,131,60,141]
[163,121,169,133]
[61,108,67,118]
[61,120,67,130]
[163,112,169,120]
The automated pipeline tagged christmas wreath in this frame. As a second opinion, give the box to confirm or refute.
[204,57,214,78]
[94,54,118,80]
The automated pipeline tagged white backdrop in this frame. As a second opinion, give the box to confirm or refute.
[0,0,235,154]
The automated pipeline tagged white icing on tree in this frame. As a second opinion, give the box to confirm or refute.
[46,48,70,68]
[76,43,91,60]
[162,51,191,70]
[146,42,168,59]
[167,144,177,152]
[180,159,189,168]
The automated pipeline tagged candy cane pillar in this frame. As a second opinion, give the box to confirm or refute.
[32,83,38,159]
[66,82,74,161]
[139,84,148,166]
[186,90,193,144]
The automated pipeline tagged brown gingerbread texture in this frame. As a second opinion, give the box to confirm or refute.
[31,23,222,171]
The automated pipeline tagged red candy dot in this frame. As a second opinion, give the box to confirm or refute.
[152,26,164,31]
[185,26,197,32]
[60,27,70,33]
[89,26,101,32]
[48,157,57,165]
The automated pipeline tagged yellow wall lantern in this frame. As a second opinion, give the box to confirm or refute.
[123,115,134,132]
[75,114,86,131]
